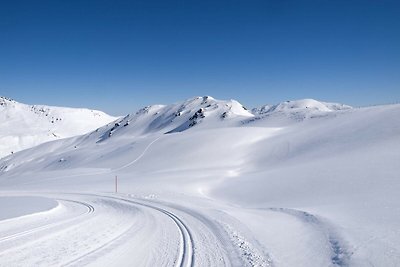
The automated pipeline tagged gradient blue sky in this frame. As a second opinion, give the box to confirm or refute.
[1,0,399,115]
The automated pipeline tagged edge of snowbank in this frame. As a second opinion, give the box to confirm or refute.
[0,196,59,221]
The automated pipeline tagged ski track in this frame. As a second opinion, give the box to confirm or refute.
[0,135,273,266]
[112,136,161,171]
[0,192,251,266]
[0,193,350,267]
[0,199,93,244]
[87,193,195,267]
[145,199,273,267]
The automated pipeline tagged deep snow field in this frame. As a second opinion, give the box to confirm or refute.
[0,96,399,267]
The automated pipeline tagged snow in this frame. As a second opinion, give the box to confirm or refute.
[0,96,399,266]
[252,99,352,115]
[0,96,118,158]
[0,196,58,221]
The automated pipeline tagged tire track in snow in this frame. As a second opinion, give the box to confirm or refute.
[0,196,142,266]
[0,199,94,244]
[160,207,194,267]
[148,200,271,267]
[57,199,95,214]
[85,194,194,267]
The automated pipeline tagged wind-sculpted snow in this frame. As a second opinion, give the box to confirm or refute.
[0,97,399,266]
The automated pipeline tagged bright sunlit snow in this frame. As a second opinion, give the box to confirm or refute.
[0,96,399,267]
[0,96,117,159]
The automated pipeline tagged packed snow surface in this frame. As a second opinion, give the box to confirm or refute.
[0,96,399,267]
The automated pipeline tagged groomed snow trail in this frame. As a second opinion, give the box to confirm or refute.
[86,193,195,267]
[0,192,272,267]
[0,199,94,244]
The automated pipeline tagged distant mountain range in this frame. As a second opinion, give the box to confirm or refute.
[0,96,117,158]
[1,95,399,267]
[0,95,354,174]
[0,96,352,159]
[91,96,353,142]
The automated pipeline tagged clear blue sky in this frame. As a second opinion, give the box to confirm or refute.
[1,0,399,115]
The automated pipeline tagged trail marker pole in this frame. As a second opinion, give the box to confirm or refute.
[115,175,118,193]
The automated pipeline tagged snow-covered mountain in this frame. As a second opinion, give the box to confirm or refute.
[1,96,399,267]
[251,98,352,124]
[0,96,356,173]
[94,96,254,141]
[0,96,118,158]
[71,96,351,144]
[252,98,351,115]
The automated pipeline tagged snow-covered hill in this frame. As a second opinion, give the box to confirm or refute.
[1,96,399,267]
[95,95,253,141]
[0,96,118,158]
[250,98,352,125]
[252,98,351,115]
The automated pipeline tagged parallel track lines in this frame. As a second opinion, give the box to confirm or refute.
[0,199,94,244]
[1,194,194,267]
[91,194,194,267]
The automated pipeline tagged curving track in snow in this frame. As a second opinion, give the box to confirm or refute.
[0,199,94,244]
[112,136,162,172]
[81,193,196,267]
[0,192,350,267]
[0,192,273,267]
[111,196,195,267]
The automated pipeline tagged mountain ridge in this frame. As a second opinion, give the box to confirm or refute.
[1,96,399,267]
[0,96,118,158]
[0,95,353,158]
[91,96,353,143]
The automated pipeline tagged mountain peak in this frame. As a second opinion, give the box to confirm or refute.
[94,96,254,142]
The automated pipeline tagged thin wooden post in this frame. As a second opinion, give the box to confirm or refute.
[115,175,118,193]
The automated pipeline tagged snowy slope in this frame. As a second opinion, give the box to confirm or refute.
[0,96,399,267]
[95,95,253,141]
[0,96,118,158]
[250,98,352,125]
[252,99,351,115]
